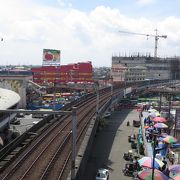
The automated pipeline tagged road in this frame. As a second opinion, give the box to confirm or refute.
[10,114,42,134]
[83,108,140,180]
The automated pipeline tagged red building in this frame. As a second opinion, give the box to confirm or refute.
[31,62,93,85]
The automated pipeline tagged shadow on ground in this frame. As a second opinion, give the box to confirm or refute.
[82,109,133,180]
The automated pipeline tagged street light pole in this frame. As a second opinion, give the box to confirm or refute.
[168,94,171,121]
[124,77,127,98]
[152,134,156,180]
[159,93,162,113]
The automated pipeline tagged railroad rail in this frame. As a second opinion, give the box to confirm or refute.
[0,86,119,180]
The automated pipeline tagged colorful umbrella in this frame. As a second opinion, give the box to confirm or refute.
[144,125,149,129]
[163,135,177,144]
[138,156,164,169]
[156,112,161,117]
[149,112,157,117]
[154,123,168,129]
[137,169,168,180]
[160,133,169,137]
[169,164,180,174]
[148,109,157,113]
[152,117,167,123]
[173,173,180,180]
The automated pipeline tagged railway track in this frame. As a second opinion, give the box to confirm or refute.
[0,87,122,180]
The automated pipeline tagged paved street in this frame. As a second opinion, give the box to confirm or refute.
[83,109,140,180]
[10,114,42,134]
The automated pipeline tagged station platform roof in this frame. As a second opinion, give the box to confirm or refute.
[0,88,20,110]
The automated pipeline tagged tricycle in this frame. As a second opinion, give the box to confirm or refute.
[128,134,136,142]
[122,162,135,177]
[133,120,140,127]
[122,161,141,177]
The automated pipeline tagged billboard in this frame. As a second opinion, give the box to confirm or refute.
[43,49,60,65]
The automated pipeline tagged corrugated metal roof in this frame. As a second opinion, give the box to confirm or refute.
[0,88,20,110]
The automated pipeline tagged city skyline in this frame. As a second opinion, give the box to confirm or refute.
[0,0,180,67]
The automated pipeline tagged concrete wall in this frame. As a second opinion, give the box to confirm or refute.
[74,91,124,180]
[0,76,32,108]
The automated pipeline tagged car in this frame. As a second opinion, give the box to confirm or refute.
[95,168,109,180]
[16,109,25,118]
[32,121,39,125]
[10,118,21,125]
[103,112,111,118]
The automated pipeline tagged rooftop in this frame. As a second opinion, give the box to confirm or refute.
[0,88,20,110]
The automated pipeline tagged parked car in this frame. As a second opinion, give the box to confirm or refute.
[16,109,25,118]
[10,118,21,125]
[95,168,109,180]
[103,112,111,118]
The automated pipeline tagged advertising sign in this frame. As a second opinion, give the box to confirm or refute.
[43,49,60,65]
[175,109,180,130]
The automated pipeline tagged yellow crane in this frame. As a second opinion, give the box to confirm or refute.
[119,29,167,59]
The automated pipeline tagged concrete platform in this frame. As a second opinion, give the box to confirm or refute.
[83,109,140,180]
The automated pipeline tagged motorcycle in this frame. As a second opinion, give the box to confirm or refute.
[123,152,134,161]
[122,163,135,177]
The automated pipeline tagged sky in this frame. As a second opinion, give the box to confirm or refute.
[0,0,180,67]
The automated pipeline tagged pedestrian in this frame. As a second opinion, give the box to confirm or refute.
[162,157,167,171]
[140,111,143,117]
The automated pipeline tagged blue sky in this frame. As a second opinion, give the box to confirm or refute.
[0,0,180,67]
[37,0,180,18]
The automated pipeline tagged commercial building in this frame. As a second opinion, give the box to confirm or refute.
[31,61,93,85]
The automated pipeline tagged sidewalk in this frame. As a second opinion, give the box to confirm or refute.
[83,109,140,180]
[141,111,153,157]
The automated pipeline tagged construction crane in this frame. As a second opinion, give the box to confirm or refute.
[118,29,167,59]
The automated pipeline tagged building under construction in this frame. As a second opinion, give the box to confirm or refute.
[111,54,180,83]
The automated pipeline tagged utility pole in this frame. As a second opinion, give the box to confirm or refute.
[53,81,56,119]
[71,107,77,180]
[94,82,99,116]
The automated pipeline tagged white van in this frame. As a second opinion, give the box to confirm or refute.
[32,109,52,118]
[16,109,25,118]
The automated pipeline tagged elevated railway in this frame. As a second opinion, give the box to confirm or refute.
[0,80,178,179]
[0,86,123,180]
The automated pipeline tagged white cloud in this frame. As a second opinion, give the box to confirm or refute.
[57,0,72,8]
[0,1,179,67]
[136,0,155,5]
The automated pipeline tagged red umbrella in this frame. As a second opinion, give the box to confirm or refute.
[138,157,164,169]
[137,169,168,180]
[152,117,167,123]
[173,173,180,180]
[154,123,168,129]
